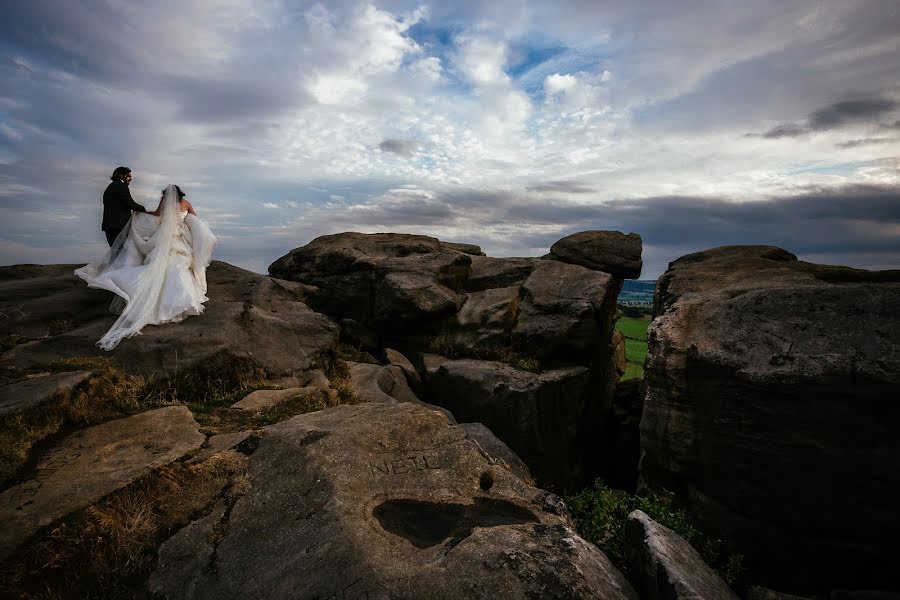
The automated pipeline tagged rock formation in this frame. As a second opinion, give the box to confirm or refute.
[270,231,639,489]
[640,245,900,592]
[624,509,738,600]
[1,262,339,376]
[149,402,638,599]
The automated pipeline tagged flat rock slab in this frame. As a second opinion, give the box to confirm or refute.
[230,387,321,411]
[0,370,92,417]
[625,510,738,600]
[0,405,203,560]
[150,402,637,599]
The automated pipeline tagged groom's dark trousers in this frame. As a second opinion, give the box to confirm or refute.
[102,179,147,247]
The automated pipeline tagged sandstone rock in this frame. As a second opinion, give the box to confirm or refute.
[385,347,421,390]
[450,285,520,348]
[440,241,484,256]
[2,262,340,376]
[640,245,900,591]
[0,406,203,560]
[148,499,229,599]
[512,260,621,363]
[0,370,92,417]
[149,402,637,599]
[422,356,593,488]
[613,330,627,377]
[268,233,471,329]
[264,369,329,390]
[604,378,644,490]
[465,256,537,292]
[230,387,322,411]
[624,509,738,600]
[189,431,252,464]
[459,422,531,481]
[347,361,419,404]
[546,230,643,279]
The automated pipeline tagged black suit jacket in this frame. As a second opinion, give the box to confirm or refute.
[102,180,147,231]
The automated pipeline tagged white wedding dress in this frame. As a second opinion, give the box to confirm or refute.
[75,184,217,350]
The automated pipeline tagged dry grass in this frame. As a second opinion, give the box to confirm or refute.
[0,366,154,489]
[0,355,267,490]
[428,334,540,372]
[1,450,250,599]
[47,319,75,336]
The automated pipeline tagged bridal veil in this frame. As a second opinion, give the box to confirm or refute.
[75,184,216,350]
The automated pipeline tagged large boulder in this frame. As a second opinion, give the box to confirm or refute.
[640,245,900,591]
[465,256,537,292]
[268,233,472,329]
[0,406,203,560]
[1,262,339,376]
[512,260,621,364]
[421,355,594,488]
[545,231,643,279]
[148,402,638,599]
[624,510,738,600]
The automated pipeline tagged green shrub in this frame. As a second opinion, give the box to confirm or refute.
[566,479,744,586]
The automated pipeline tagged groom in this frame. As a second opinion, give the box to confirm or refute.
[102,166,148,246]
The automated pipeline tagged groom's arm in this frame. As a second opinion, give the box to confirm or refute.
[115,182,147,213]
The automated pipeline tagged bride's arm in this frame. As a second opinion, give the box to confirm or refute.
[149,198,163,217]
[182,199,197,215]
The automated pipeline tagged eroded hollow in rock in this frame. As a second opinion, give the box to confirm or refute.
[373,497,538,549]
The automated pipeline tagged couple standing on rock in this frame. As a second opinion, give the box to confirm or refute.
[74,166,217,350]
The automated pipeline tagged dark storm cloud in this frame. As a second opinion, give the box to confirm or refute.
[378,139,418,157]
[328,183,900,276]
[526,180,596,194]
[753,97,900,139]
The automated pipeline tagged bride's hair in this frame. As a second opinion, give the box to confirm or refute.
[160,185,186,200]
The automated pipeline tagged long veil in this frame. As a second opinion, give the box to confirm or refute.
[76,184,182,350]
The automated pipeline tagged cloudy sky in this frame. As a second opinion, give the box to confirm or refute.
[1,0,899,278]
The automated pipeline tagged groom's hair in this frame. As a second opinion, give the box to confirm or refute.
[110,166,131,181]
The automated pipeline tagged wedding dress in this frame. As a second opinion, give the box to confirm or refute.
[75,184,217,350]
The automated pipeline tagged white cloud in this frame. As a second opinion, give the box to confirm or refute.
[544,73,577,95]
[262,202,280,209]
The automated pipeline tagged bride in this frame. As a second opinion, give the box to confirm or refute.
[75,184,217,350]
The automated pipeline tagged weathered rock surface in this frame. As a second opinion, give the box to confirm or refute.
[269,233,471,329]
[512,260,620,363]
[624,510,738,600]
[265,232,634,489]
[1,262,339,376]
[545,230,643,279]
[0,370,92,417]
[459,422,531,481]
[0,406,203,560]
[640,245,900,591]
[346,361,420,404]
[230,387,322,411]
[465,256,537,292]
[613,330,627,377]
[385,347,421,390]
[149,402,637,599]
[422,355,593,488]
[450,285,520,348]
